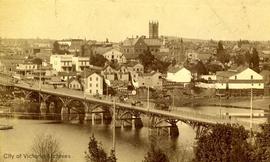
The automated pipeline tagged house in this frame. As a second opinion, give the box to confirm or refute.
[121,36,148,55]
[126,62,144,82]
[215,68,264,96]
[84,72,103,96]
[115,65,129,82]
[101,65,117,81]
[138,71,162,89]
[144,38,162,53]
[72,56,90,72]
[166,66,192,85]
[103,49,126,64]
[68,77,83,90]
[15,61,39,79]
[57,71,77,82]
[50,54,73,72]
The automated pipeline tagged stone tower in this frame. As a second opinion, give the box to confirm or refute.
[149,21,159,39]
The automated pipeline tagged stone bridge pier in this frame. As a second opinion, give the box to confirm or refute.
[149,115,180,138]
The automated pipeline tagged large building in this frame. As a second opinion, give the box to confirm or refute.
[149,21,159,39]
[215,68,264,96]
[50,54,90,72]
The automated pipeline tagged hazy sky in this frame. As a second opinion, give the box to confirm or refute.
[1,0,270,41]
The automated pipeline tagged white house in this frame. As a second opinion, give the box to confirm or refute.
[84,72,103,95]
[50,54,73,72]
[166,67,192,83]
[103,49,126,63]
[215,68,264,96]
[72,56,90,72]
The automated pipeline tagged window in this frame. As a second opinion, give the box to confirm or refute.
[89,77,92,81]
[96,77,98,81]
[96,90,98,94]
[90,90,92,94]
[89,83,92,87]
[235,76,237,80]
[251,75,253,79]
[259,83,261,86]
[96,83,98,87]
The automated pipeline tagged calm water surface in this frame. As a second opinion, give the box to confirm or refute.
[0,118,195,162]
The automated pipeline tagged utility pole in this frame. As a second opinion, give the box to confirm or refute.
[250,86,253,138]
[112,97,116,151]
[147,86,150,111]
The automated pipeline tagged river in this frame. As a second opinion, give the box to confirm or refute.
[0,104,268,162]
[0,117,195,162]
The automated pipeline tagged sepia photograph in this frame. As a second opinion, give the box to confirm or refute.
[0,0,270,162]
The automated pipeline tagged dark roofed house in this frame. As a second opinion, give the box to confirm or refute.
[144,38,162,53]
[121,36,148,56]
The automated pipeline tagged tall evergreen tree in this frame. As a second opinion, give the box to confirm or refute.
[250,47,260,72]
[216,41,230,64]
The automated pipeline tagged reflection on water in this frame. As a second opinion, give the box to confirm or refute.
[0,118,195,162]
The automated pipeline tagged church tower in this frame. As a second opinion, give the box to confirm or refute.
[149,21,159,39]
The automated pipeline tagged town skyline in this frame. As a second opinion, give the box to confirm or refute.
[1,0,270,41]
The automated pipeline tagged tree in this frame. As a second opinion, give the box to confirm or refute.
[138,49,155,72]
[216,41,230,64]
[195,61,208,75]
[250,47,260,72]
[31,134,62,162]
[194,124,252,162]
[52,41,70,54]
[252,123,270,162]
[90,54,107,67]
[85,135,116,162]
[143,146,169,162]
[138,49,170,73]
[32,57,43,65]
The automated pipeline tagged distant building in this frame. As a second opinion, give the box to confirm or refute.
[115,65,129,82]
[121,36,148,55]
[72,56,90,72]
[102,65,117,81]
[50,54,73,72]
[138,71,162,89]
[103,49,126,63]
[166,66,192,84]
[216,68,264,96]
[15,62,38,79]
[50,54,90,72]
[149,21,159,39]
[127,62,144,82]
[84,72,103,95]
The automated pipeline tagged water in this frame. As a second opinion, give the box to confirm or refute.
[0,118,195,162]
[1,104,267,162]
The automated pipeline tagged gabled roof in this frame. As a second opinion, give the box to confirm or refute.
[122,37,141,46]
[167,65,187,73]
[68,77,82,85]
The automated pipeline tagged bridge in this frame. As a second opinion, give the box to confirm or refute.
[0,75,261,137]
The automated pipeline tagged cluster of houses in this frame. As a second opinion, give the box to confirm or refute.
[10,49,270,98]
